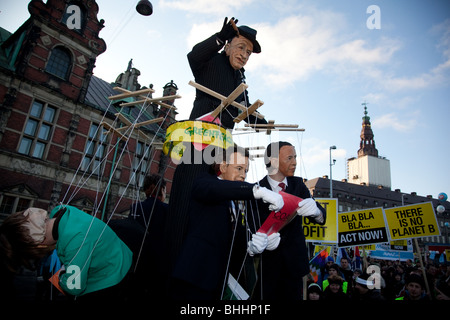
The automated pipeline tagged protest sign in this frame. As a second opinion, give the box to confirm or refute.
[338,207,388,247]
[368,241,414,261]
[303,199,337,243]
[384,202,440,240]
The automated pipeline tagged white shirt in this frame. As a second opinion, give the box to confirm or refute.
[266,175,288,193]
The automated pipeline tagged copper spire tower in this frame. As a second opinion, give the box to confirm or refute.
[358,102,378,158]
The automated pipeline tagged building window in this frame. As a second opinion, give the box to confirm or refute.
[18,100,57,159]
[0,194,33,221]
[45,46,72,79]
[131,141,153,187]
[81,123,108,175]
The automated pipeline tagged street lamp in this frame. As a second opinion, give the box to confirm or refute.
[329,145,336,198]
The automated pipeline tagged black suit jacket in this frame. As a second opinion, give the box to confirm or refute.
[253,176,326,300]
[172,172,257,294]
[187,34,267,129]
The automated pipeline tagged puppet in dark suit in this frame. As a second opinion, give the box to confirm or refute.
[171,146,283,300]
[165,18,267,289]
[252,142,327,300]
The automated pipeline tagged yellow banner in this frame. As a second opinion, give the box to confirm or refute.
[384,202,440,240]
[162,120,234,161]
[338,207,388,247]
[303,199,338,243]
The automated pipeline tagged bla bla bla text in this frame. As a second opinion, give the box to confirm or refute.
[341,211,375,230]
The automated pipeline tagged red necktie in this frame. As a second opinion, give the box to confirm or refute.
[278,182,286,191]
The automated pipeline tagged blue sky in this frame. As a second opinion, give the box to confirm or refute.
[1,0,450,199]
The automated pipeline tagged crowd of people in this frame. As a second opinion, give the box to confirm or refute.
[306,256,450,301]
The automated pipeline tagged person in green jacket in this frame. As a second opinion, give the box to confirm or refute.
[322,264,348,293]
[0,205,132,298]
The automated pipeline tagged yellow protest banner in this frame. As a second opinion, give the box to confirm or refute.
[384,202,440,240]
[303,199,337,243]
[162,120,234,161]
[338,207,388,247]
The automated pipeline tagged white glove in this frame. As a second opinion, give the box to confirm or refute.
[253,185,284,212]
[247,232,268,256]
[266,232,281,251]
[297,198,323,222]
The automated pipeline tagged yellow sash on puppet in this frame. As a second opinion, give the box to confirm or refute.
[163,120,234,161]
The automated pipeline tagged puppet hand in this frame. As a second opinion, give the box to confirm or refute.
[266,232,281,251]
[253,186,284,212]
[247,232,268,256]
[217,17,239,42]
[297,198,322,221]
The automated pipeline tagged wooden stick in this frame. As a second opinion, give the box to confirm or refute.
[99,121,127,141]
[414,238,431,297]
[113,87,154,108]
[153,142,163,150]
[249,154,264,161]
[233,99,264,123]
[246,146,265,150]
[265,120,275,135]
[119,95,181,107]
[270,128,305,132]
[210,83,248,118]
[133,117,164,128]
[115,113,133,126]
[250,153,264,158]
[234,128,305,132]
[245,123,299,128]
[108,87,155,100]
[188,81,264,119]
[115,117,164,133]
[155,101,177,110]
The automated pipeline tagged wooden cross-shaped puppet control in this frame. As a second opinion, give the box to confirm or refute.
[188,80,265,123]
[100,87,181,141]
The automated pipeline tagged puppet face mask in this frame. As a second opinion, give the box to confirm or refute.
[23,208,49,243]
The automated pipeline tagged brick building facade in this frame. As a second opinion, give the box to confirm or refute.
[0,0,176,220]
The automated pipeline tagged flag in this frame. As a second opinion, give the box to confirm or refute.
[439,252,446,264]
[336,248,350,266]
[309,248,329,283]
[352,246,361,271]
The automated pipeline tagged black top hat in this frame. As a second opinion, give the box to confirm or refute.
[237,25,261,53]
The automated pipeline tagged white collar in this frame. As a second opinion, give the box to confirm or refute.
[266,175,288,192]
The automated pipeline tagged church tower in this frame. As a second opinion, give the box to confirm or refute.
[347,103,391,189]
[358,103,378,157]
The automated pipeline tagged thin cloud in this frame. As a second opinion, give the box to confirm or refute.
[160,0,255,15]
[245,13,400,87]
[381,19,450,92]
[372,112,420,133]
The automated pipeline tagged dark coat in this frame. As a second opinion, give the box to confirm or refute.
[172,172,257,297]
[187,34,267,129]
[252,176,327,300]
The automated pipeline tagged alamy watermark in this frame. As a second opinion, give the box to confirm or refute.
[65,265,81,290]
[367,5,381,30]
[65,5,81,30]
[366,264,381,289]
